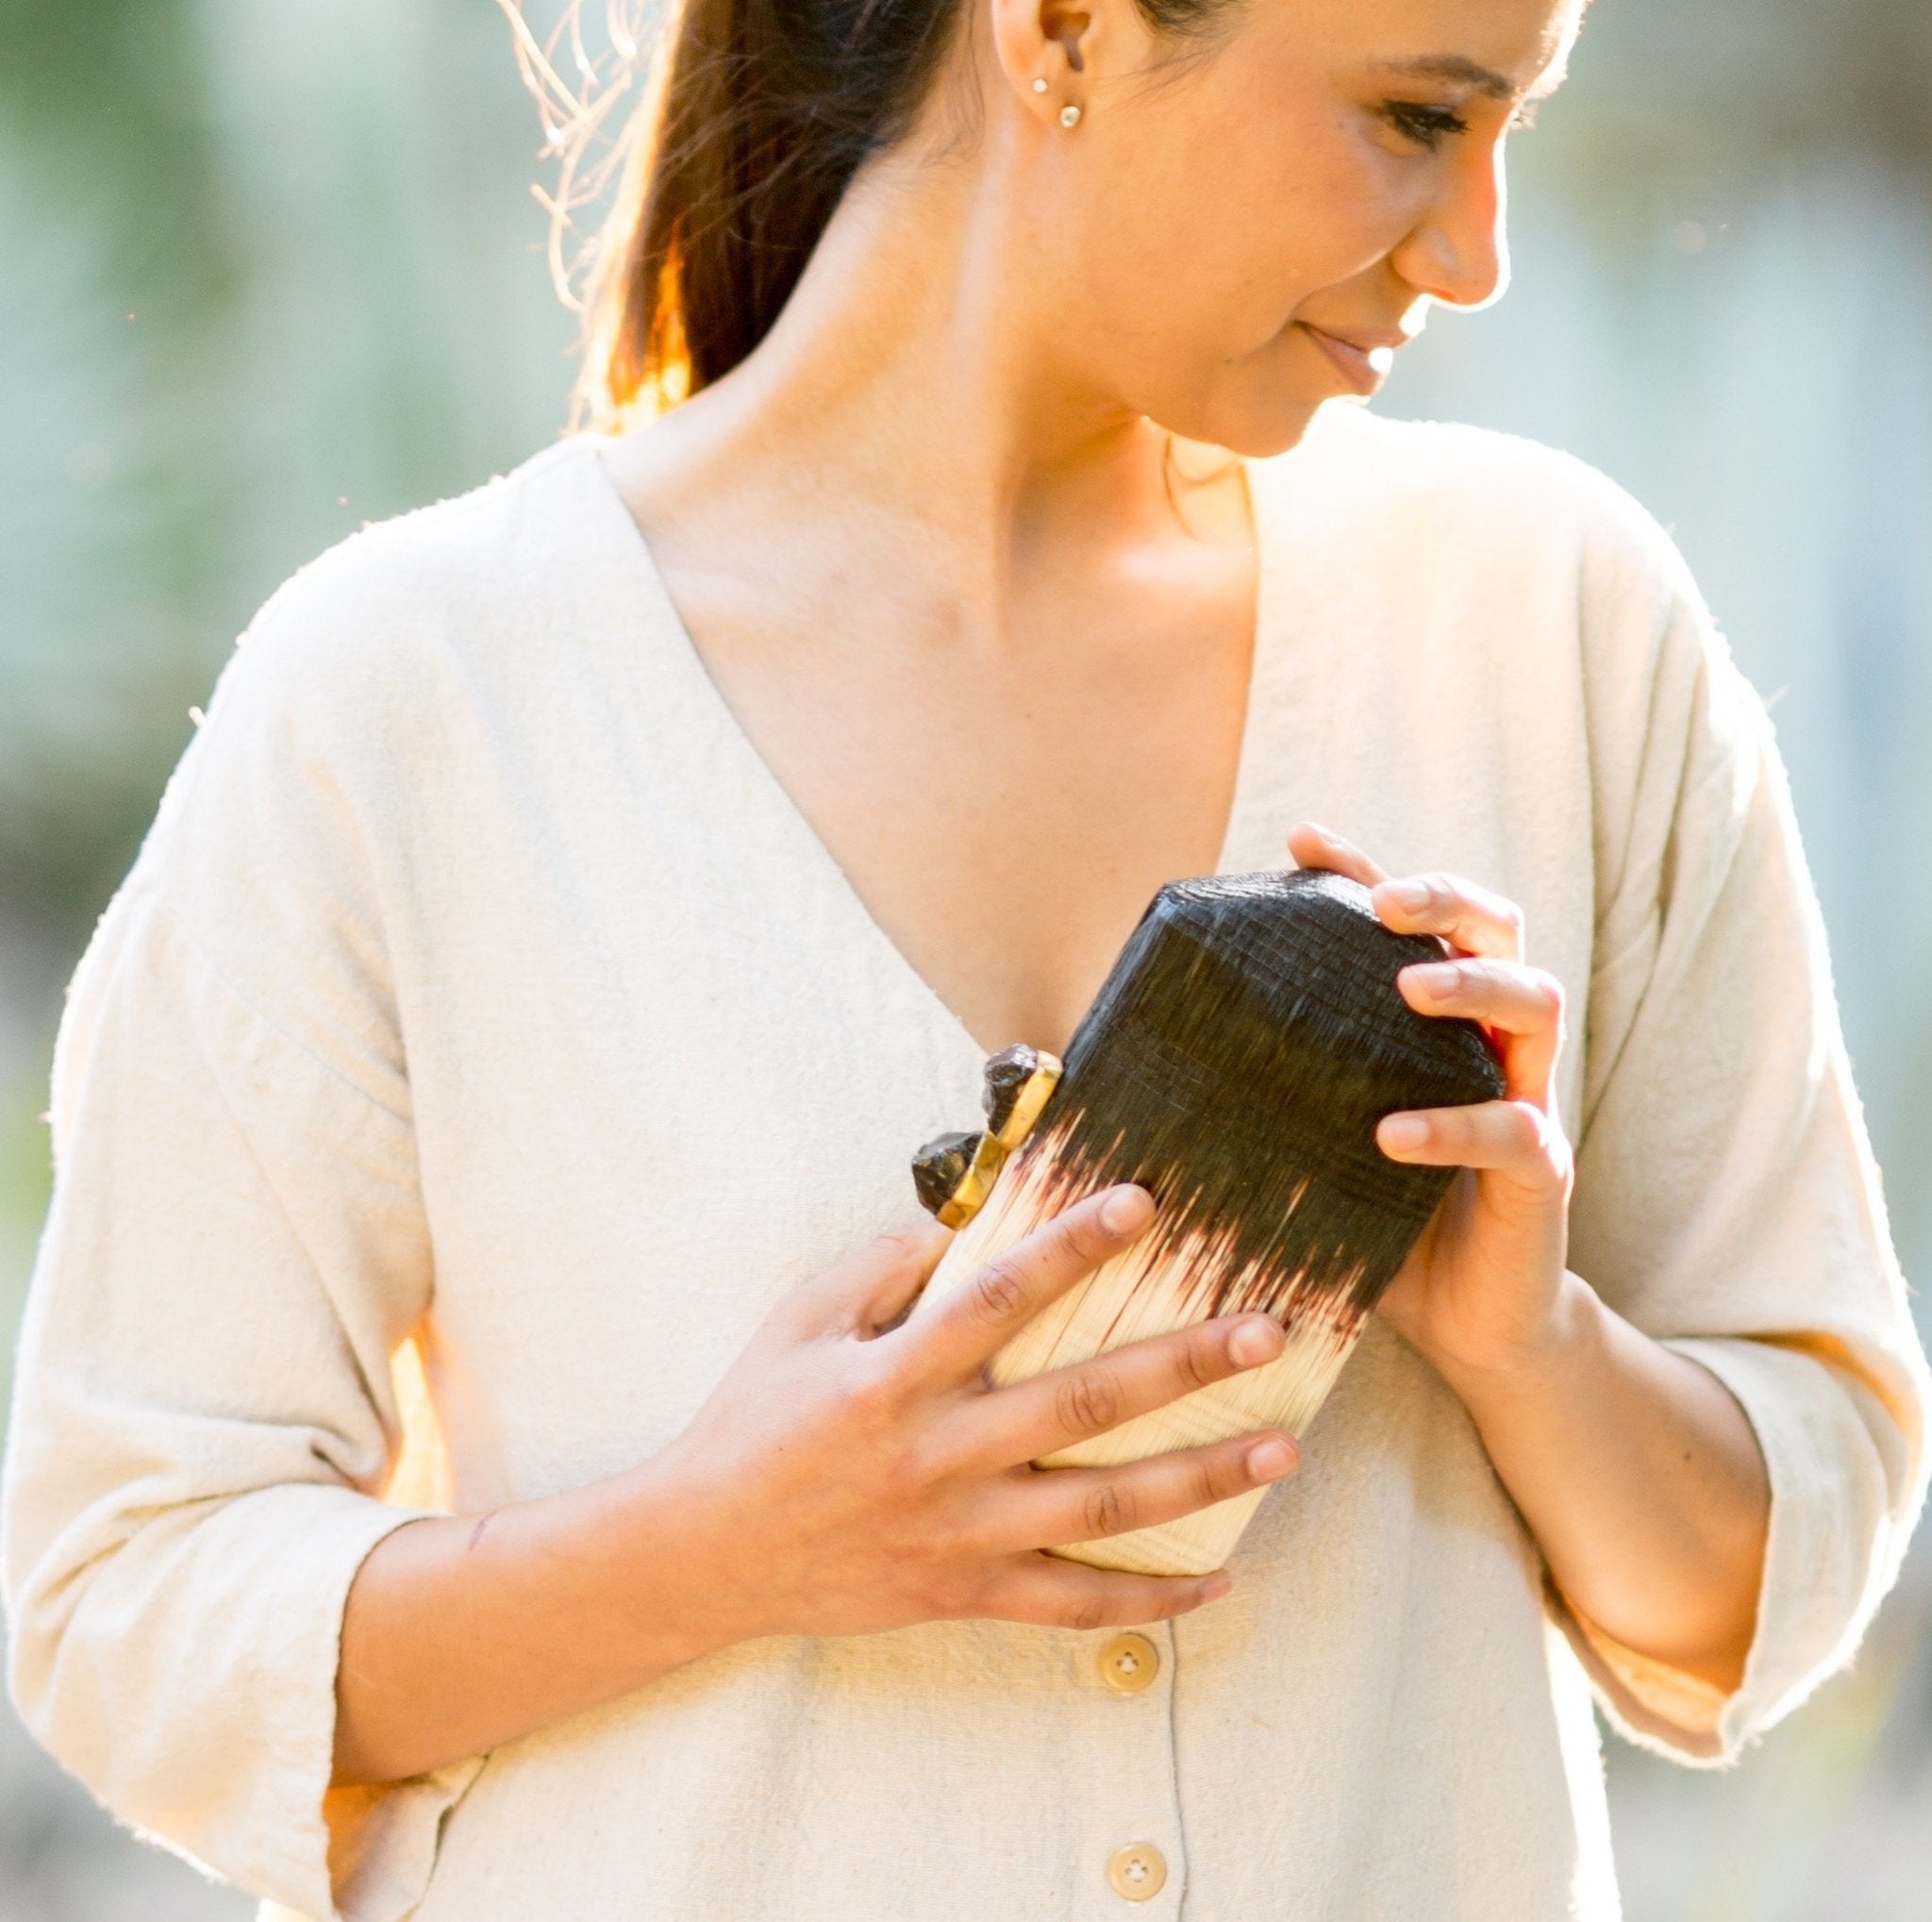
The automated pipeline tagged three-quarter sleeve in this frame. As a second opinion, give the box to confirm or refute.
[1560,512,1930,1765]
[1,551,481,1919]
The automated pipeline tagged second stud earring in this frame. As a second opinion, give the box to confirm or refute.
[1059,103,1082,127]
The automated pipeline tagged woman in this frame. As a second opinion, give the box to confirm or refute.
[4,0,1926,1915]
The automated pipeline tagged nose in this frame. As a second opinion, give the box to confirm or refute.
[1391,137,1511,312]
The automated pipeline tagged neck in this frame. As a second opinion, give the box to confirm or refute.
[634,96,1224,615]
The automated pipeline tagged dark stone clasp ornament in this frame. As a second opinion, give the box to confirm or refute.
[910,1044,1063,1228]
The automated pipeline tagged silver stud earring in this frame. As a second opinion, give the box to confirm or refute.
[1059,102,1082,128]
[1031,75,1049,93]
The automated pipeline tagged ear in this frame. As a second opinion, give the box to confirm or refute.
[986,0,1143,123]
[1041,1,1093,72]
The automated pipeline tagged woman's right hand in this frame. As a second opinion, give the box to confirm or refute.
[649,1182,1298,1645]
[335,1183,1295,1786]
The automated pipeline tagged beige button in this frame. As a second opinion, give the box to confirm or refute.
[1108,1843,1168,1901]
[1097,1631,1160,1695]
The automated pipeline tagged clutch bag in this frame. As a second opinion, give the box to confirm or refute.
[906,867,1504,1576]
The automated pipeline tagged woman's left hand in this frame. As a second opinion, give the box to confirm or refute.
[1286,823,1575,1390]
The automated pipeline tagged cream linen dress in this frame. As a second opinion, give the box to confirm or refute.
[4,403,1927,1922]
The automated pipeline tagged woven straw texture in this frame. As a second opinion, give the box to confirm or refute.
[913,869,1505,1575]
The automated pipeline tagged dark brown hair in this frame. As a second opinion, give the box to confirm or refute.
[505,0,1235,426]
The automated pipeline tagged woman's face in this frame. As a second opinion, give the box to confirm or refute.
[1010,0,1585,455]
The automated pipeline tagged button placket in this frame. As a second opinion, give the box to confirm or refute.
[1081,1618,1186,1912]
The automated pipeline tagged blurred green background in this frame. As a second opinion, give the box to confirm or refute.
[1,3,1927,1916]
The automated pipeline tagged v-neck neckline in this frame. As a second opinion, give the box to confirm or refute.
[580,435,1285,1068]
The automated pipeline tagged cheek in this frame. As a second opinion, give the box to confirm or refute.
[1078,113,1413,359]
[1239,118,1421,305]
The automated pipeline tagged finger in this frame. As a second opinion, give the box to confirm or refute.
[970,1314,1286,1468]
[1376,1100,1571,1192]
[1286,821,1390,890]
[906,1184,1156,1382]
[981,1556,1232,1632]
[1371,870,1524,961]
[1001,1432,1298,1551]
[1397,959,1564,1101]
[806,1220,952,1340]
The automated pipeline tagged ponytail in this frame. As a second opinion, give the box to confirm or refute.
[508,0,1233,426]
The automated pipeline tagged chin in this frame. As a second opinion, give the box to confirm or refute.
[1146,340,1339,460]
[1171,389,1328,462]
[1222,396,1329,460]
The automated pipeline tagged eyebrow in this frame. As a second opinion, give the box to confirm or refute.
[1374,54,1570,104]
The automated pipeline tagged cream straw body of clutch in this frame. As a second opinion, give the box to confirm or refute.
[907,868,1505,1578]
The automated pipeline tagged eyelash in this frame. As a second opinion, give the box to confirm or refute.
[1383,102,1472,150]
[1383,98,1542,150]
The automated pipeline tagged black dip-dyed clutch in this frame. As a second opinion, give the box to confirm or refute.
[906,867,1505,1576]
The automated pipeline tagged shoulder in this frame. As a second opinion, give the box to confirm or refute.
[221,434,620,724]
[1253,403,1703,623]
[1248,408,1776,920]
[1253,405,1753,770]
[152,434,631,835]
[125,437,631,960]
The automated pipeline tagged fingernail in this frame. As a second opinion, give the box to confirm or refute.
[1247,1437,1296,1480]
[1228,1318,1282,1367]
[1101,1185,1154,1234]
[1407,961,1458,998]
[1199,1574,1233,1602]
[1383,879,1429,912]
[1380,1114,1428,1151]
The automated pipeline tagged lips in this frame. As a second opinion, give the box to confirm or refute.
[1297,323,1407,395]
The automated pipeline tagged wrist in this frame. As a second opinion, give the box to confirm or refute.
[592,1451,749,1675]
[1427,1269,1604,1416]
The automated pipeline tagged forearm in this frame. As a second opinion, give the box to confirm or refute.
[333,1459,724,1787]
[1436,1271,1771,1690]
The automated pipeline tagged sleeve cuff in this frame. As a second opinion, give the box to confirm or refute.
[218,1489,479,1921]
[1549,1335,1899,1767]
[1547,1589,1729,1756]
[321,1758,487,1922]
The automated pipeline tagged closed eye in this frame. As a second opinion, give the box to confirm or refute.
[1383,102,1472,151]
